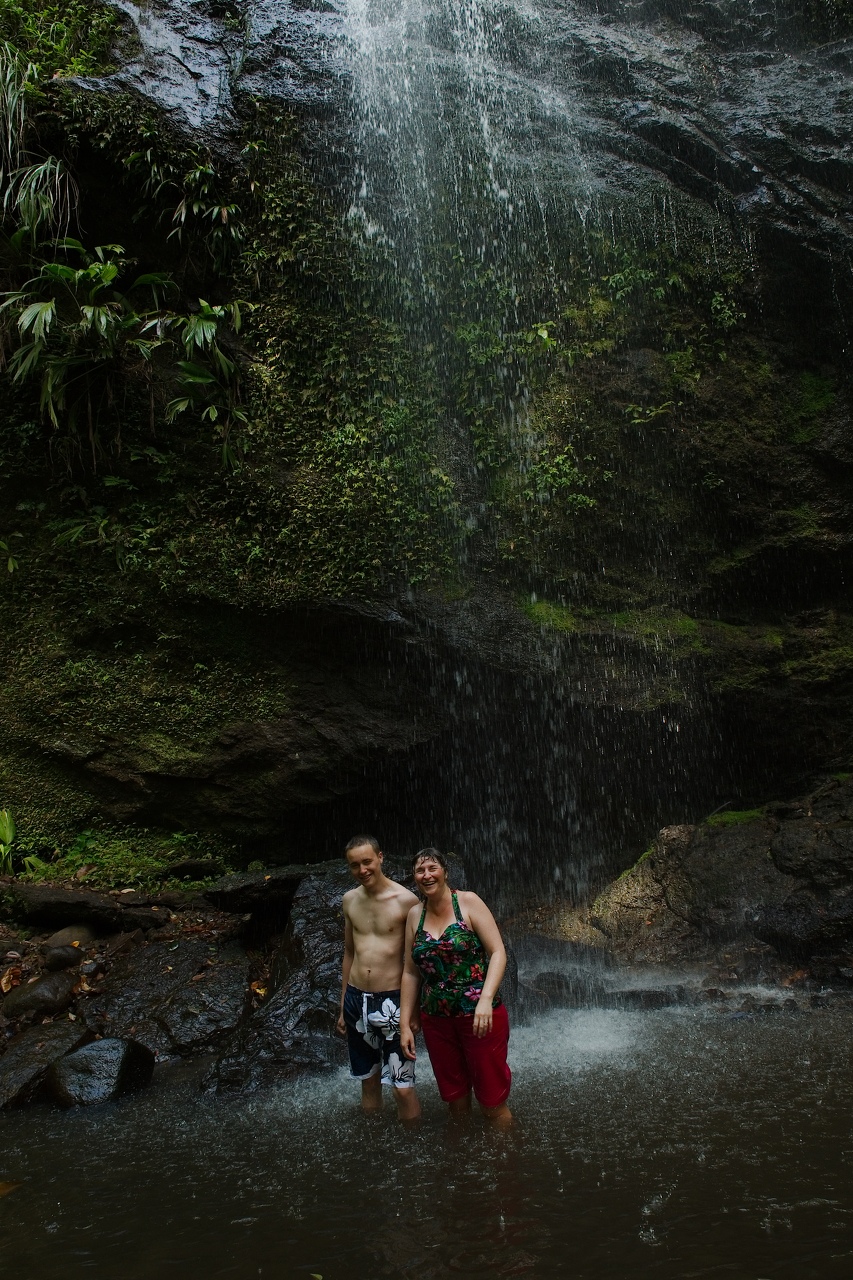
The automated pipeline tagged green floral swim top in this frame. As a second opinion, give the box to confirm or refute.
[412,890,501,1016]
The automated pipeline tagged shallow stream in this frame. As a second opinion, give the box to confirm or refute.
[3,1006,852,1278]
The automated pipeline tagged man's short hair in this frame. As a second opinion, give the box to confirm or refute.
[344,834,381,856]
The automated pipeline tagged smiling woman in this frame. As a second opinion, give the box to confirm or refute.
[400,847,513,1126]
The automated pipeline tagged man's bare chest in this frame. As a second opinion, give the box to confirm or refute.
[351,905,403,938]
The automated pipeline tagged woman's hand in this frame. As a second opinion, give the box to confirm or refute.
[400,1024,417,1061]
[472,997,493,1038]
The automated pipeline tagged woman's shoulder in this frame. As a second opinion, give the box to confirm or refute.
[455,889,486,910]
[406,899,423,922]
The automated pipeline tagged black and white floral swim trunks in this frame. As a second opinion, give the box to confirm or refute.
[343,984,415,1088]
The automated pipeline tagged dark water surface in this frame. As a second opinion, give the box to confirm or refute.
[2,1007,852,1279]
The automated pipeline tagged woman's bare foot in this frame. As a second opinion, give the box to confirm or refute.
[481,1102,513,1129]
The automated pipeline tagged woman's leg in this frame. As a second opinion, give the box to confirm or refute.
[421,1012,472,1114]
[461,1004,513,1125]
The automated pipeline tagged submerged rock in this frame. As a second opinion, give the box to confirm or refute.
[46,1038,155,1107]
[0,1023,90,1109]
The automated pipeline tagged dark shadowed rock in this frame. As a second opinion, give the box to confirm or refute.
[754,890,853,958]
[526,969,605,1008]
[81,939,249,1059]
[205,864,351,1093]
[0,1022,90,1108]
[8,884,170,934]
[161,859,224,881]
[203,864,316,919]
[1,971,78,1020]
[46,1038,155,1107]
[44,945,84,972]
[607,986,689,1010]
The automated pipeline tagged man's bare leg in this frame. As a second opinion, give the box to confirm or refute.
[480,1101,513,1128]
[394,1087,421,1122]
[448,1092,472,1118]
[361,1073,382,1112]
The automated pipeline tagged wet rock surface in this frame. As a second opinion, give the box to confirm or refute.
[0,1023,91,1109]
[206,862,352,1094]
[94,0,853,274]
[6,884,171,934]
[1,971,79,1021]
[81,938,250,1060]
[46,1038,155,1107]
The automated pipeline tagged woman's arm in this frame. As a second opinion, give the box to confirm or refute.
[461,892,507,1038]
[399,907,423,1061]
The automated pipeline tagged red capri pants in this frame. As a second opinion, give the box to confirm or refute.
[421,1004,511,1108]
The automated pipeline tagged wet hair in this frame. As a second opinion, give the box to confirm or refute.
[344,834,381,857]
[412,846,450,873]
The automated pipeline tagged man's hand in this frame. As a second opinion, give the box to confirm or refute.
[472,997,493,1038]
[400,1025,417,1061]
[335,1010,346,1037]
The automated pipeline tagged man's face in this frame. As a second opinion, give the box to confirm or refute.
[346,843,383,887]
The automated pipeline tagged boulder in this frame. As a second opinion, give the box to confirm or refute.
[81,939,249,1059]
[203,863,326,919]
[44,946,84,972]
[43,924,96,949]
[589,776,853,965]
[205,864,351,1093]
[1,971,78,1020]
[8,885,170,934]
[46,1038,155,1107]
[0,1022,90,1108]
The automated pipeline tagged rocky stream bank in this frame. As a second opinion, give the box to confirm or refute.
[3,773,853,1110]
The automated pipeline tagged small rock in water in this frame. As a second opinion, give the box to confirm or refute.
[1,971,78,1020]
[46,1038,155,1107]
[44,945,84,972]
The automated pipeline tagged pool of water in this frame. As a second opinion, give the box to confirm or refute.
[2,1006,852,1279]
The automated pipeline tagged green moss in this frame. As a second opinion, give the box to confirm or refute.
[705,809,764,827]
[782,646,853,685]
[617,844,654,880]
[522,598,577,631]
[607,610,706,651]
[15,824,236,890]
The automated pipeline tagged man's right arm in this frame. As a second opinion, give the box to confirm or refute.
[337,906,354,1036]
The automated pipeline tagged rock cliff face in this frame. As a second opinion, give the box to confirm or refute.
[0,0,850,895]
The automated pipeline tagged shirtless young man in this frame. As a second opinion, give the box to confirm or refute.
[337,835,421,1120]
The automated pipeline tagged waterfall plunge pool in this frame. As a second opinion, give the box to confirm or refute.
[2,1005,852,1278]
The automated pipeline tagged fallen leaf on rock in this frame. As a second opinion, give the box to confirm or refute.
[250,981,268,998]
[0,1182,22,1198]
[191,972,206,982]
[0,965,22,993]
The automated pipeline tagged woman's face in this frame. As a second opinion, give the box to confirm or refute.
[414,856,446,897]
